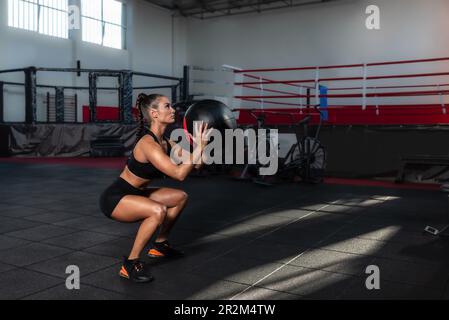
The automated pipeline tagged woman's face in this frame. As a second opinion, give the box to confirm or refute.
[150,96,176,125]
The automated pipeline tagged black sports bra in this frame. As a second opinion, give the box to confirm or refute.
[127,131,172,180]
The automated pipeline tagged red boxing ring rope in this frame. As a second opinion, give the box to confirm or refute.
[232,56,449,126]
[234,57,449,73]
[235,72,449,86]
[236,90,449,100]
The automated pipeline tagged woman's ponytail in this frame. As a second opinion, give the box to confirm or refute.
[135,93,147,145]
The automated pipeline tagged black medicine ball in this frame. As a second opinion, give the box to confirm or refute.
[183,100,237,140]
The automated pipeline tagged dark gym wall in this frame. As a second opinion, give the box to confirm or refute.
[318,125,449,178]
[5,124,449,178]
[0,125,10,157]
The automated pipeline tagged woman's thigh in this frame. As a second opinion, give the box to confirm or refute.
[111,195,166,223]
[148,188,188,208]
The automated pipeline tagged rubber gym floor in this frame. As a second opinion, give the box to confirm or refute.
[0,158,448,300]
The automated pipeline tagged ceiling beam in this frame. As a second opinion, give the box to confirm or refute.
[196,0,341,19]
[148,0,342,19]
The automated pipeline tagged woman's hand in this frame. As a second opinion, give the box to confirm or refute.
[188,121,213,166]
[140,121,212,182]
[190,121,213,153]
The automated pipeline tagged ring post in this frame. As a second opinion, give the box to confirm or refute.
[319,85,328,121]
[171,85,178,104]
[55,87,65,123]
[88,72,97,123]
[25,67,37,124]
[362,63,367,110]
[119,70,133,124]
[182,65,190,101]
[0,82,4,123]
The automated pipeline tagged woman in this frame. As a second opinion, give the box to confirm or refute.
[99,93,210,283]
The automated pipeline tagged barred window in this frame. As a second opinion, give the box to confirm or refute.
[8,0,69,39]
[81,0,125,50]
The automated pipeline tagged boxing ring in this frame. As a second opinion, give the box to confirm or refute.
[226,57,449,178]
[232,56,449,126]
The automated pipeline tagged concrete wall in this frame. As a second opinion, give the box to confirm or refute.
[184,0,449,108]
[186,0,449,69]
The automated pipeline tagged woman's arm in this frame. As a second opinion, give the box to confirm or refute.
[141,138,200,181]
[142,123,210,181]
[167,140,189,164]
[168,140,203,170]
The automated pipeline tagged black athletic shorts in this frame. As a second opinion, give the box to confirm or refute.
[99,177,152,219]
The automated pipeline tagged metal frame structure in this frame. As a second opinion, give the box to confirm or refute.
[145,0,342,19]
[45,90,78,123]
[0,66,189,124]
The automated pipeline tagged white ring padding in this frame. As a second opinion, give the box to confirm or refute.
[191,66,219,72]
[374,86,379,116]
[222,64,243,71]
[362,63,367,110]
[437,84,447,114]
[233,72,245,108]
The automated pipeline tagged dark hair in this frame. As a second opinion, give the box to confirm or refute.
[135,93,165,144]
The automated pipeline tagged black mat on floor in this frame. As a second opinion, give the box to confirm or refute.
[0,162,449,300]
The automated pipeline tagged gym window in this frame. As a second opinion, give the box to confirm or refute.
[7,0,69,39]
[81,0,126,50]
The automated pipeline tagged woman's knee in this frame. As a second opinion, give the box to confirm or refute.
[153,204,167,224]
[179,191,188,204]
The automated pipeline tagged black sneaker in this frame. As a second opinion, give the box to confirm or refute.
[119,257,154,283]
[147,240,184,258]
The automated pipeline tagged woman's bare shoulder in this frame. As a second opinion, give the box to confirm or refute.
[134,135,161,156]
[139,134,160,146]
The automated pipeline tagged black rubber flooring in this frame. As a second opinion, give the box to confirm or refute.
[1,161,449,300]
